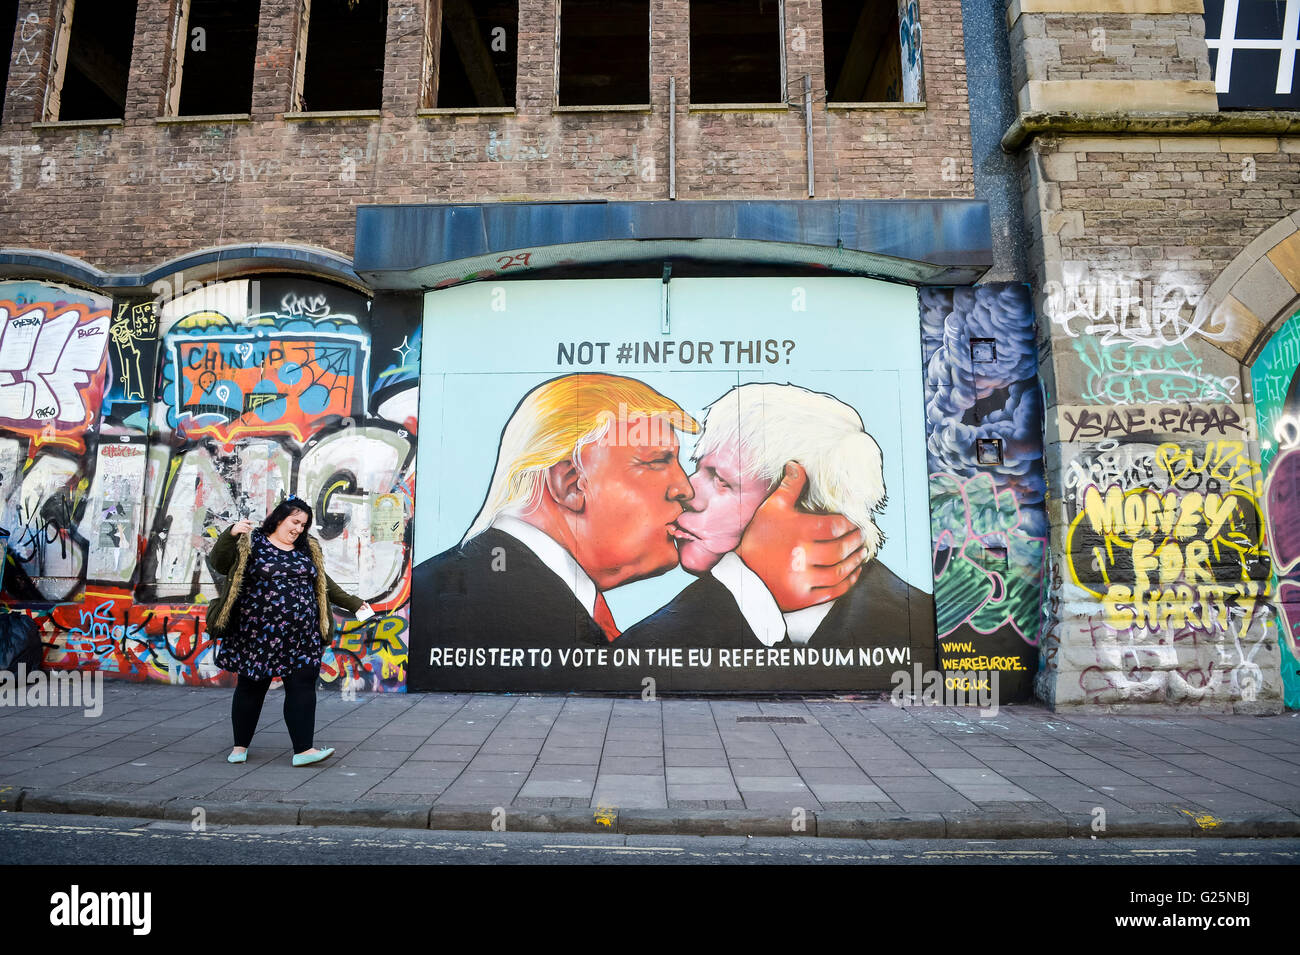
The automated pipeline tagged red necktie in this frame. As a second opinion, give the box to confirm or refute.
[593,593,620,642]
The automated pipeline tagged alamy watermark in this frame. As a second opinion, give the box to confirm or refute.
[50,885,150,935]
[0,664,103,718]
[889,664,999,716]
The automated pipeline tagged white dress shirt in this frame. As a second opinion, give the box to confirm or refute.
[491,515,599,622]
[709,552,837,647]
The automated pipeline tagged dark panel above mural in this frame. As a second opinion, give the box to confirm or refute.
[1205,0,1300,110]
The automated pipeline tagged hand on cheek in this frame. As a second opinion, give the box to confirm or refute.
[736,462,867,612]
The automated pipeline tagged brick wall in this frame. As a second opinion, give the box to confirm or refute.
[0,0,975,271]
[1011,12,1210,92]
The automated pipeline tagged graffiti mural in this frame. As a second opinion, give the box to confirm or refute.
[410,277,937,693]
[1066,482,1267,635]
[1251,306,1300,708]
[0,283,114,600]
[161,311,370,443]
[1037,257,1284,710]
[920,284,1046,703]
[0,277,417,692]
[0,299,111,451]
[1062,440,1273,707]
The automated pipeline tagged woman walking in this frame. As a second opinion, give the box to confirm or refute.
[209,496,371,766]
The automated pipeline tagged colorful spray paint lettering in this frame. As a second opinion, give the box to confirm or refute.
[0,278,417,692]
[1250,306,1300,708]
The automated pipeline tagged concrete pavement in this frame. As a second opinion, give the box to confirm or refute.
[2,682,1299,839]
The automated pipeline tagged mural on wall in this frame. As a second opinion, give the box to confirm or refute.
[1045,269,1276,707]
[410,277,937,692]
[920,285,1046,703]
[0,283,115,600]
[0,277,417,693]
[1250,306,1300,708]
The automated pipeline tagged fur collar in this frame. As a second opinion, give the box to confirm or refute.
[213,532,333,640]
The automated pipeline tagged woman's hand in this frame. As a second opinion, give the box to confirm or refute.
[231,519,254,537]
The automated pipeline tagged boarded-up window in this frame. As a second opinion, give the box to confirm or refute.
[54,0,138,121]
[299,0,388,112]
[177,0,261,116]
[434,0,517,108]
[690,0,783,104]
[557,0,649,106]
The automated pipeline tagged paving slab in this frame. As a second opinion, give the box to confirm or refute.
[4,686,1300,839]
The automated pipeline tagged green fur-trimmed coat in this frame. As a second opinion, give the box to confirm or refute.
[207,527,364,643]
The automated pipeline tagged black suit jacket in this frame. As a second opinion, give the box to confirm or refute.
[407,528,608,691]
[619,558,936,690]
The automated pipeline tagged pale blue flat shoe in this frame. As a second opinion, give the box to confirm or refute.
[227,749,248,764]
[292,747,335,767]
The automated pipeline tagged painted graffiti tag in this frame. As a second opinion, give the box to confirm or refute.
[1063,441,1158,508]
[1155,440,1262,497]
[1061,402,1255,442]
[1045,275,1206,348]
[162,311,371,443]
[1073,336,1239,405]
[1066,484,1268,636]
[0,301,110,449]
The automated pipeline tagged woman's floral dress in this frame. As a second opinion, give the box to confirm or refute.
[215,530,323,679]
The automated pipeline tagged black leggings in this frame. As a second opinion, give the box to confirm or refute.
[231,664,320,754]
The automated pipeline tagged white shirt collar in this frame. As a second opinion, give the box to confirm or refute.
[490,514,598,619]
[783,601,836,645]
[710,551,838,647]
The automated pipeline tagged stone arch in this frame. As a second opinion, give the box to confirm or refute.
[1194,211,1300,364]
[1227,212,1300,710]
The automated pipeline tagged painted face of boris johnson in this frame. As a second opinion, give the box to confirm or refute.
[671,439,773,575]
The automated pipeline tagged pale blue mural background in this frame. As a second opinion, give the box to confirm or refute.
[417,276,931,627]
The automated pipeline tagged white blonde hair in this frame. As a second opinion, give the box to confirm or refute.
[463,374,698,544]
[694,383,887,559]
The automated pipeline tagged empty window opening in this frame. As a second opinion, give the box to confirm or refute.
[823,0,915,102]
[434,0,517,108]
[557,0,649,106]
[299,0,388,112]
[983,543,1009,566]
[969,338,996,363]
[976,438,1004,466]
[1,0,19,103]
[52,0,138,121]
[690,0,783,104]
[175,0,260,116]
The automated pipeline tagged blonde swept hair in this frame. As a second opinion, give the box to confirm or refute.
[463,374,700,543]
[693,382,888,561]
